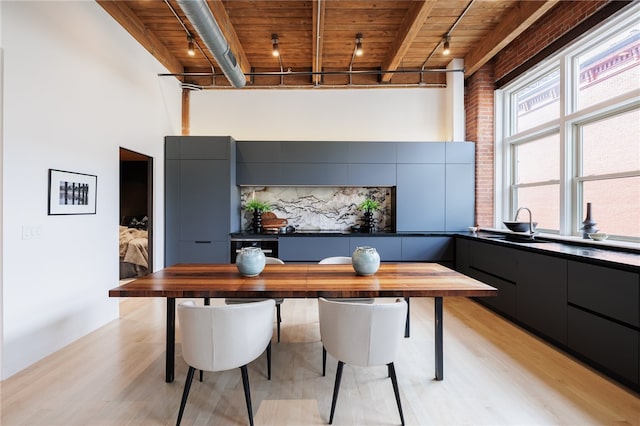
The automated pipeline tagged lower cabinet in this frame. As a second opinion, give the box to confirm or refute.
[178,241,229,264]
[279,235,455,263]
[568,306,639,385]
[349,237,402,261]
[279,237,350,262]
[401,236,453,262]
[516,251,567,344]
[567,260,639,387]
[456,236,640,390]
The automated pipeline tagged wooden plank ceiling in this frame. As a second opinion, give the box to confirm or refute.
[97,0,559,89]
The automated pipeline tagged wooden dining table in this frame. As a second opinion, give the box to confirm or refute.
[109,262,497,383]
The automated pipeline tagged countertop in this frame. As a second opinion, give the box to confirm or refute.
[231,230,640,271]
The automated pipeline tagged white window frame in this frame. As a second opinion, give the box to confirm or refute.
[495,4,640,241]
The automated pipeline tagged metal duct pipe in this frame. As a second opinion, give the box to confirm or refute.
[176,0,246,88]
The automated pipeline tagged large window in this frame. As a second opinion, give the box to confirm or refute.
[497,5,640,241]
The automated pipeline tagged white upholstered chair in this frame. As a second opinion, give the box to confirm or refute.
[176,299,275,426]
[319,297,407,425]
[226,256,285,342]
[318,256,374,375]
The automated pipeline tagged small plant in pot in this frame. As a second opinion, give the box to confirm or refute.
[358,198,381,233]
[245,199,271,233]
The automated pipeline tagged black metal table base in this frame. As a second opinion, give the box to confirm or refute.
[164,296,445,383]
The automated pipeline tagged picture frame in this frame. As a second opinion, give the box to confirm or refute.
[48,169,97,215]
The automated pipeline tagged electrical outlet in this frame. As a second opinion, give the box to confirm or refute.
[22,225,43,240]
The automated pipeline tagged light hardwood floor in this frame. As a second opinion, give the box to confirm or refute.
[2,296,639,425]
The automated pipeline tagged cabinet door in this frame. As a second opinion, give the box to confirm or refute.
[165,159,180,266]
[397,142,445,163]
[178,136,230,159]
[179,241,229,263]
[349,237,402,261]
[401,237,453,262]
[467,241,518,317]
[280,141,348,163]
[279,163,348,185]
[347,142,397,163]
[347,164,396,185]
[279,237,350,262]
[445,163,474,231]
[180,159,230,241]
[455,237,470,275]
[568,261,639,327]
[396,164,445,231]
[568,306,639,386]
[516,251,567,344]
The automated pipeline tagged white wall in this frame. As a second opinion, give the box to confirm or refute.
[190,88,451,140]
[1,1,181,379]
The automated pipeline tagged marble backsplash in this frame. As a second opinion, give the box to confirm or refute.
[240,187,393,232]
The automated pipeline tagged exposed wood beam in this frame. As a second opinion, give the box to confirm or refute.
[181,90,190,136]
[464,0,560,77]
[312,0,326,86]
[380,0,437,83]
[96,1,183,76]
[206,0,252,83]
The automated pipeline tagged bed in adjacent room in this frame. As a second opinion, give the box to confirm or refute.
[119,216,148,279]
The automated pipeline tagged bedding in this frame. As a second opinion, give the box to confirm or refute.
[119,225,148,278]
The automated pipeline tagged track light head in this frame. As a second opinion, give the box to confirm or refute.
[272,33,280,57]
[187,35,195,56]
[355,33,363,56]
[443,35,451,55]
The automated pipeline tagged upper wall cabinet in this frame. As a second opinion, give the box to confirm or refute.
[165,136,239,266]
[235,140,475,232]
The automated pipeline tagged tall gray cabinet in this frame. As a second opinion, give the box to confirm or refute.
[165,136,239,266]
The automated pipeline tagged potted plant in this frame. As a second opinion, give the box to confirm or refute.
[245,199,271,233]
[358,198,381,233]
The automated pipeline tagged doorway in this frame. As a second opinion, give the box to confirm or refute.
[119,148,153,279]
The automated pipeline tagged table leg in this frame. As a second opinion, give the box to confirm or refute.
[404,297,410,338]
[166,297,176,383]
[434,296,443,380]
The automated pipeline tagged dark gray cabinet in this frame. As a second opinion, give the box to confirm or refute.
[456,236,640,390]
[396,142,475,232]
[516,251,567,344]
[401,237,453,262]
[165,136,239,266]
[396,164,446,231]
[567,261,639,385]
[236,141,475,233]
[279,237,350,262]
[445,163,474,231]
[465,240,518,317]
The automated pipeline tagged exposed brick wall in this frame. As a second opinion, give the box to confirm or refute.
[494,0,610,82]
[465,0,619,227]
[465,63,495,227]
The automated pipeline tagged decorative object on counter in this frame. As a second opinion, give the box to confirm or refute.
[351,246,380,276]
[358,198,381,233]
[235,246,266,276]
[261,212,288,233]
[588,232,608,241]
[580,202,598,239]
[468,225,478,233]
[245,199,271,233]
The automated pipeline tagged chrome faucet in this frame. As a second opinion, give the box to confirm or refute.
[515,207,535,239]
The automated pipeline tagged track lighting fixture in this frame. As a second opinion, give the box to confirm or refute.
[355,33,364,56]
[272,33,280,57]
[443,35,451,55]
[187,35,195,56]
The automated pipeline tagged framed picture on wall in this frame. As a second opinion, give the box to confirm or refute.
[48,169,97,215]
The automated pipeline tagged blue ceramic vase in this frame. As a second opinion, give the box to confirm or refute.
[236,247,266,277]
[351,246,380,276]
